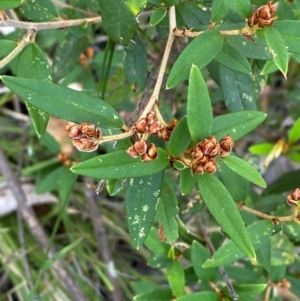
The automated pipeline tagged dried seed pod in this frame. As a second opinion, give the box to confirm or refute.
[65,122,82,139]
[148,121,162,135]
[198,137,219,156]
[192,163,204,174]
[141,153,152,162]
[191,147,204,161]
[134,118,149,134]
[204,160,217,174]
[81,122,101,139]
[73,138,99,152]
[157,127,171,141]
[146,143,157,159]
[146,111,157,125]
[219,135,234,157]
[85,47,94,59]
[287,188,300,206]
[127,145,140,158]
[133,139,147,155]
[248,1,276,28]
[167,119,178,131]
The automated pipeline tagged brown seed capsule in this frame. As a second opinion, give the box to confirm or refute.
[219,135,234,157]
[73,138,99,152]
[148,121,162,135]
[248,1,276,28]
[157,127,171,141]
[192,163,204,174]
[167,119,178,131]
[287,188,300,206]
[127,145,140,158]
[198,137,218,156]
[65,122,82,139]
[133,139,147,155]
[141,153,152,162]
[81,122,101,139]
[135,118,149,134]
[85,47,94,59]
[191,147,204,161]
[204,160,217,174]
[146,143,158,159]
[146,111,157,125]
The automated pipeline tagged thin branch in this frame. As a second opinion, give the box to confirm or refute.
[0,16,102,31]
[84,177,123,301]
[173,27,255,38]
[139,6,176,120]
[197,216,238,301]
[237,202,300,224]
[0,30,35,69]
[0,146,89,301]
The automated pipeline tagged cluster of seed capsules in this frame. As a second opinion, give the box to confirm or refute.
[247,1,276,28]
[184,135,234,175]
[65,122,101,152]
[127,111,178,162]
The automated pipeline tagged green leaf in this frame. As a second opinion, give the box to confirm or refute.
[217,159,249,201]
[222,155,266,188]
[0,40,18,58]
[126,172,164,249]
[256,237,271,271]
[58,166,77,202]
[144,227,170,256]
[180,168,197,195]
[167,260,185,297]
[211,0,230,23]
[52,34,90,82]
[284,222,300,242]
[273,21,300,54]
[288,116,300,143]
[187,66,213,142]
[198,174,255,259]
[124,35,147,91]
[155,181,179,244]
[215,43,252,74]
[264,170,300,194]
[233,284,267,299]
[71,149,169,180]
[20,0,58,21]
[226,35,274,60]
[150,7,167,26]
[271,233,294,266]
[168,117,191,157]
[219,65,257,111]
[176,292,220,301]
[191,241,218,281]
[263,26,289,77]
[17,44,51,136]
[212,111,267,141]
[203,220,274,268]
[176,2,210,28]
[0,0,22,9]
[222,0,251,17]
[134,288,172,301]
[1,76,123,129]
[249,142,274,155]
[98,0,147,46]
[167,30,224,88]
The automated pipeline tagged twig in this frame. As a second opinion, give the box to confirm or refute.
[0,16,102,31]
[139,6,176,120]
[0,146,89,301]
[197,216,238,301]
[0,30,35,69]
[84,177,123,301]
[237,202,300,224]
[173,27,255,38]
